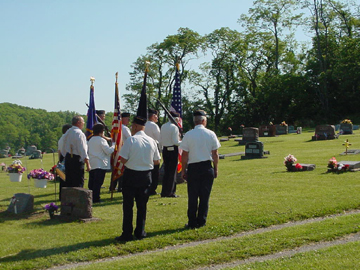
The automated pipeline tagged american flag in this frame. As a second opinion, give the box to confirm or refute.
[111,74,124,183]
[170,62,183,173]
[85,85,96,140]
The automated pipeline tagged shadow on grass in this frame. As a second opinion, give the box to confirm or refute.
[0,238,116,264]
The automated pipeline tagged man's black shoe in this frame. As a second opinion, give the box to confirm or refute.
[184,224,196,229]
[115,235,133,242]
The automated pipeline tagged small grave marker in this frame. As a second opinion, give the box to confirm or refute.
[7,193,34,214]
[312,125,337,140]
[342,139,352,155]
[241,142,269,159]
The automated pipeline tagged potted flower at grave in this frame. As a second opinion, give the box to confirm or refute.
[27,168,55,188]
[340,119,353,134]
[284,154,302,172]
[7,160,26,182]
[327,157,350,173]
[44,202,59,219]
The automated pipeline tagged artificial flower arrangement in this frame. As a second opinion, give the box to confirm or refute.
[7,160,26,174]
[284,154,303,172]
[341,119,352,124]
[280,121,288,126]
[327,157,350,173]
[27,168,55,180]
[44,202,59,219]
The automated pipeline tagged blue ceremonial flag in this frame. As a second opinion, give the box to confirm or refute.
[85,84,96,140]
[136,63,149,120]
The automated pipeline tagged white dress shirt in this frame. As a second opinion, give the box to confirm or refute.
[61,126,89,161]
[144,121,160,143]
[58,134,66,158]
[88,136,115,170]
[160,121,181,147]
[180,125,221,164]
[120,130,161,171]
[122,124,131,141]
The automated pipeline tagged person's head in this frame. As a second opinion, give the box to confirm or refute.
[92,123,105,136]
[148,108,158,123]
[131,116,146,135]
[121,112,131,126]
[96,110,106,121]
[72,115,85,129]
[62,124,72,134]
[170,111,180,122]
[193,110,207,126]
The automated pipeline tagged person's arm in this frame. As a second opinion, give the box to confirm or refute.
[153,159,160,166]
[120,157,128,165]
[101,138,115,155]
[171,125,181,146]
[211,149,219,178]
[84,158,91,172]
[181,150,189,180]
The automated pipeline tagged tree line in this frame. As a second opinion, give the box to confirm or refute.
[124,0,360,134]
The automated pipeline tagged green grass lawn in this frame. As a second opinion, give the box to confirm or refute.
[1,129,360,269]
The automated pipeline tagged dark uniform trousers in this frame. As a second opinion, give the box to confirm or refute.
[88,169,106,203]
[187,160,214,228]
[121,168,151,239]
[149,164,159,194]
[161,146,178,197]
[64,153,84,188]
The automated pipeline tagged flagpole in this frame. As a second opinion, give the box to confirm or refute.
[110,72,118,200]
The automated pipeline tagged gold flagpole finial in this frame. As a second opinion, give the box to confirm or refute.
[90,77,95,86]
[145,61,151,72]
[115,72,118,83]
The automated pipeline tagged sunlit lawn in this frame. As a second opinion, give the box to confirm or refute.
[1,129,360,269]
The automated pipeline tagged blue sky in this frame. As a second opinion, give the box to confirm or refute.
[1,0,308,114]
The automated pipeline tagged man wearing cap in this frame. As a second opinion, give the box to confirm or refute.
[109,112,131,192]
[115,116,161,242]
[144,108,161,195]
[180,110,221,229]
[61,115,91,188]
[160,111,181,197]
[88,123,115,203]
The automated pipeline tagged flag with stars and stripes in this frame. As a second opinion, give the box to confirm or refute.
[111,74,124,184]
[170,62,183,173]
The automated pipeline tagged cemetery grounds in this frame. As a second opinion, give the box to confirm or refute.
[1,129,360,269]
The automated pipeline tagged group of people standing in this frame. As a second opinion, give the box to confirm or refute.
[58,108,220,242]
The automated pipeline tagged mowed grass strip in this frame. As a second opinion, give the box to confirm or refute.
[67,213,360,270]
[0,130,360,269]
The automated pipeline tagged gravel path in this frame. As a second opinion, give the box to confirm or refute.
[49,209,360,270]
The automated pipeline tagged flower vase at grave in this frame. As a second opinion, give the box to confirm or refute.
[49,211,55,219]
[9,173,23,182]
[34,179,48,188]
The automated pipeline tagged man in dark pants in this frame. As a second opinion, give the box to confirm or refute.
[180,110,221,229]
[61,115,91,188]
[160,111,181,197]
[145,109,161,195]
[115,116,161,242]
[57,123,72,200]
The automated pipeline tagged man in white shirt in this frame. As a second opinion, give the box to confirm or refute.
[180,110,221,229]
[160,111,181,197]
[88,124,115,203]
[115,116,161,242]
[144,108,161,195]
[61,115,91,188]
[57,124,71,200]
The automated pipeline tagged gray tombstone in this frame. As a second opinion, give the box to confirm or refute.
[7,193,34,214]
[288,126,296,133]
[241,142,268,159]
[312,125,336,140]
[238,127,259,145]
[275,125,289,135]
[26,145,37,156]
[340,123,353,134]
[338,161,360,170]
[61,187,92,220]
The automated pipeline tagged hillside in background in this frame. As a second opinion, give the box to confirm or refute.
[0,103,80,155]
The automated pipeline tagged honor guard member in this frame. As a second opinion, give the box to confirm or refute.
[144,108,161,195]
[180,110,221,229]
[96,110,112,142]
[109,112,132,192]
[115,116,161,242]
[160,111,181,197]
[61,115,91,188]
[88,124,115,203]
